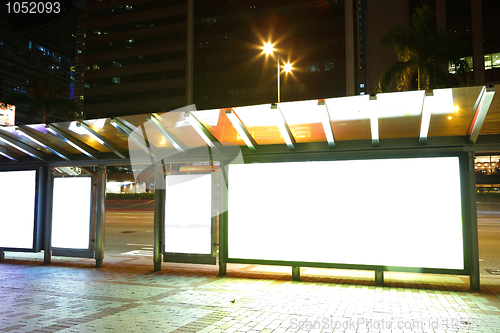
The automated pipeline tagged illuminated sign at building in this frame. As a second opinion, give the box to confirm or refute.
[0,103,15,126]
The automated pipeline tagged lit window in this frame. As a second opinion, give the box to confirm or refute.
[113,77,121,84]
[127,39,133,43]
[80,96,84,100]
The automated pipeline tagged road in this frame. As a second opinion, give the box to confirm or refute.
[477,202,500,274]
[104,200,500,274]
[105,211,154,256]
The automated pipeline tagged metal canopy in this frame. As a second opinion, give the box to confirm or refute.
[0,85,498,167]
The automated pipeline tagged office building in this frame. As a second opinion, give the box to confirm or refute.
[0,4,78,124]
[83,0,189,119]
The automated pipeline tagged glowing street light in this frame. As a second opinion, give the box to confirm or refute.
[262,42,292,103]
[283,62,293,73]
[263,42,274,55]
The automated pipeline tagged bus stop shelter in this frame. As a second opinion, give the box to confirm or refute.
[0,85,499,291]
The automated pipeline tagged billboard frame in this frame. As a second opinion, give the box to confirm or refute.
[221,150,476,283]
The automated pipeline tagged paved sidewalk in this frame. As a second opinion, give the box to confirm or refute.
[1,254,500,333]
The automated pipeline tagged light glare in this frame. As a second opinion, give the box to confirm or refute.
[263,42,274,55]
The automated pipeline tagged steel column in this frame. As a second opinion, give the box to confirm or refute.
[0,251,4,260]
[95,166,106,268]
[218,164,228,276]
[375,270,384,286]
[292,266,300,281]
[43,168,54,264]
[153,162,165,271]
[467,152,480,290]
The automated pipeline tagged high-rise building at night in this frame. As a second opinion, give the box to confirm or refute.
[83,0,357,117]
[0,4,78,124]
[81,0,499,118]
[83,0,189,119]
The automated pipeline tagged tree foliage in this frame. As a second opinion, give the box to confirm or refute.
[6,75,78,123]
[375,4,469,93]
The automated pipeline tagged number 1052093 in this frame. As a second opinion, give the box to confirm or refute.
[6,2,61,14]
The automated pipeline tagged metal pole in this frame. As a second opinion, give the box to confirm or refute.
[292,266,300,281]
[153,162,165,271]
[467,152,480,290]
[375,270,384,286]
[44,168,54,264]
[187,0,194,105]
[95,166,106,268]
[218,163,228,276]
[277,54,280,103]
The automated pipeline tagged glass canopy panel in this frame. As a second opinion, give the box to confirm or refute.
[85,118,129,150]
[118,114,174,150]
[0,126,54,155]
[377,90,425,139]
[155,111,212,148]
[325,95,372,141]
[57,121,112,152]
[233,104,286,145]
[0,141,25,160]
[25,124,82,155]
[479,84,500,135]
[278,100,327,143]
[428,87,483,137]
[195,110,242,145]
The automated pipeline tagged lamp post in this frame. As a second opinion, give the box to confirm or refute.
[263,42,292,103]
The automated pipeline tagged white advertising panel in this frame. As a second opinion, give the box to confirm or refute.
[165,174,212,254]
[0,170,37,249]
[228,157,464,270]
[52,177,92,249]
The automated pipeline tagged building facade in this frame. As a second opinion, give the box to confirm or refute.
[83,0,354,117]
[83,0,189,119]
[0,3,78,124]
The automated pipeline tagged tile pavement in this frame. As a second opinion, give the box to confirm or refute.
[1,253,500,332]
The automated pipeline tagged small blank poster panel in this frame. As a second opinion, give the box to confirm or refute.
[165,174,212,254]
[228,157,464,270]
[52,177,92,249]
[0,170,37,249]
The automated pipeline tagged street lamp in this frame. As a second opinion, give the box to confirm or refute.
[263,42,292,103]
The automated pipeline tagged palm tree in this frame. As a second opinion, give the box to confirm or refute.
[5,75,78,123]
[375,4,468,93]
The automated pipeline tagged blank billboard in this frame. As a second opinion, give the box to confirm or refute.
[52,177,92,249]
[0,170,37,249]
[165,174,212,254]
[228,157,464,270]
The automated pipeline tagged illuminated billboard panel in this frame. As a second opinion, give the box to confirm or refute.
[228,157,464,270]
[165,174,212,254]
[0,103,16,126]
[52,177,92,249]
[0,170,37,249]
